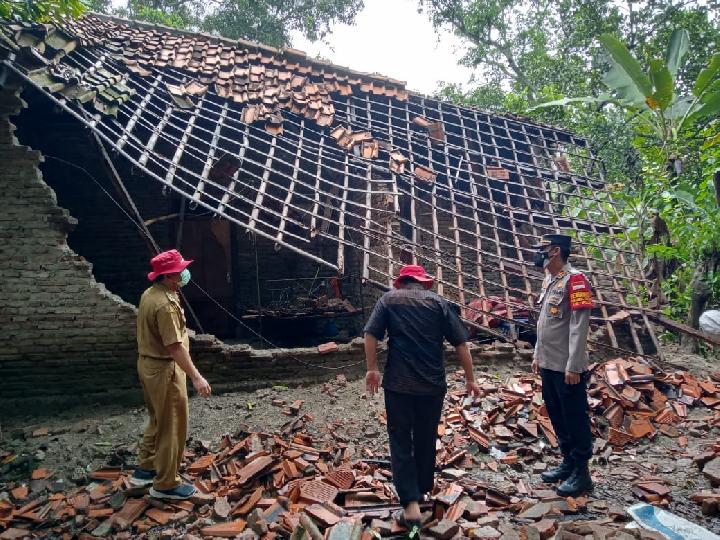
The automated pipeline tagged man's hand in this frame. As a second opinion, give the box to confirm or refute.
[465,379,481,398]
[531,357,539,374]
[366,370,381,395]
[192,375,212,397]
[565,371,581,385]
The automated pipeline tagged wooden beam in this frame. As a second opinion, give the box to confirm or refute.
[139,104,173,166]
[117,75,162,151]
[309,135,326,238]
[437,104,465,306]
[276,119,305,249]
[195,102,228,206]
[458,111,488,317]
[646,312,720,348]
[336,152,350,274]
[470,109,514,322]
[165,96,204,188]
[402,101,419,261]
[362,163,373,282]
[247,135,277,231]
[219,123,250,215]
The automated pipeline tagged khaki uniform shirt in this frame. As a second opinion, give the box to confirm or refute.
[534,264,592,374]
[137,283,190,358]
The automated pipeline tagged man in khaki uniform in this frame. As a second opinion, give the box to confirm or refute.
[131,249,211,500]
[532,234,594,496]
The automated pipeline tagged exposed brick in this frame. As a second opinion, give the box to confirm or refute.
[318,342,339,354]
[0,88,137,410]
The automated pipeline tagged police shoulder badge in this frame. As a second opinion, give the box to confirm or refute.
[568,273,593,310]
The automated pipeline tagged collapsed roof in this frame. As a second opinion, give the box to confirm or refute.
[0,14,663,357]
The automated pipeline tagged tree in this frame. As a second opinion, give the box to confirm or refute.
[420,0,719,103]
[0,0,86,21]
[426,0,719,254]
[106,0,364,48]
[536,30,720,145]
[534,29,720,348]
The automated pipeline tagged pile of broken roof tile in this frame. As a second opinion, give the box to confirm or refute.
[588,358,720,450]
[1,357,718,539]
[0,439,663,540]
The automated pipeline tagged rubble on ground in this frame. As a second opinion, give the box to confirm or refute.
[2,356,720,538]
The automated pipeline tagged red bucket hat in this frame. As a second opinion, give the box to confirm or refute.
[393,264,434,289]
[147,249,193,281]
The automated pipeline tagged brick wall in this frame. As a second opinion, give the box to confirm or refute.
[13,92,176,314]
[190,334,533,394]
[0,85,140,411]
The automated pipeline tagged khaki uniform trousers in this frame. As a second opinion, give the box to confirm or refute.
[137,356,188,490]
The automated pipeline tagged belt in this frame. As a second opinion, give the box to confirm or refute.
[138,354,173,361]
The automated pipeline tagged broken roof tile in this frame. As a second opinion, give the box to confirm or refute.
[413,165,437,183]
[486,166,510,180]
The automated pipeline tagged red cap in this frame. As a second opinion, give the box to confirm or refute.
[393,264,434,289]
[147,249,193,281]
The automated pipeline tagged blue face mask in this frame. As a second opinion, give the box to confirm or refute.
[179,268,191,287]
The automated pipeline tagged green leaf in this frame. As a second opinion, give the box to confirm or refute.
[599,34,653,100]
[648,59,673,111]
[694,53,720,98]
[674,190,704,214]
[667,96,693,120]
[665,29,689,78]
[688,90,720,124]
[703,133,720,150]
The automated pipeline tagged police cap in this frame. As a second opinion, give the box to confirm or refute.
[533,234,572,250]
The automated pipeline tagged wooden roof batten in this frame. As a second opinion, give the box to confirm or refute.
[0,14,666,358]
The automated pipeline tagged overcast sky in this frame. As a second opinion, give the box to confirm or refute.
[290,0,476,95]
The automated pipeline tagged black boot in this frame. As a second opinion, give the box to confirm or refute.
[540,458,574,483]
[557,462,593,496]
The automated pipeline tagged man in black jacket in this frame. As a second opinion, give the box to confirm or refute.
[363,265,481,530]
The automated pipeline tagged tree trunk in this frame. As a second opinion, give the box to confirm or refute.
[682,265,711,353]
[682,170,720,352]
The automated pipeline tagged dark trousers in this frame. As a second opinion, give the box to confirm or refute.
[541,368,593,463]
[385,389,445,506]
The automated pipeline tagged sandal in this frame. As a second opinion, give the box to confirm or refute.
[393,510,422,538]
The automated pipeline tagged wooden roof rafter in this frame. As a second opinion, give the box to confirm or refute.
[1,16,667,358]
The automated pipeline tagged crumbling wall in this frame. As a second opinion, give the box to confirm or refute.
[12,92,177,315]
[191,334,534,393]
[0,85,140,410]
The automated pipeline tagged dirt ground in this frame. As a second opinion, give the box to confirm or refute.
[2,344,720,535]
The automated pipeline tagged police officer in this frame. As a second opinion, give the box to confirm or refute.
[532,234,594,496]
